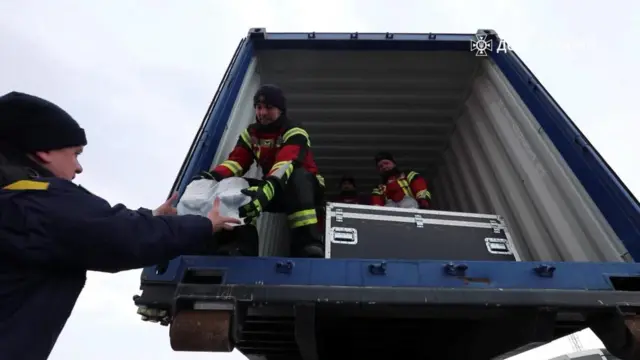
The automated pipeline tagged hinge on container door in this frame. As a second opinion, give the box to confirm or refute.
[335,208,343,223]
[414,215,424,228]
[489,220,501,234]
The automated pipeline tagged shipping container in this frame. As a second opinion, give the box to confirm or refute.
[134,29,640,360]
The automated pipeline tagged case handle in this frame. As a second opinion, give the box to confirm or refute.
[484,237,513,255]
[329,227,358,245]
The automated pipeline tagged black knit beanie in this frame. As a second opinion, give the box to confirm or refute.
[374,151,395,164]
[253,84,286,112]
[0,92,87,153]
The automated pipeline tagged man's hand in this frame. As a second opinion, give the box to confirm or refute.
[208,197,242,232]
[239,179,276,224]
[153,192,178,216]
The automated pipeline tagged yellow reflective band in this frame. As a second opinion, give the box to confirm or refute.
[287,209,316,220]
[263,181,275,200]
[372,188,383,195]
[416,189,431,200]
[315,174,325,188]
[3,180,50,191]
[252,199,262,212]
[268,160,294,180]
[282,127,310,146]
[397,179,412,197]
[287,209,317,229]
[240,129,252,148]
[271,161,289,170]
[290,218,318,228]
[407,171,419,183]
[221,160,243,176]
[286,164,294,179]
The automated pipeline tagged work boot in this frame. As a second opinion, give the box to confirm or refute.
[212,224,260,256]
[301,243,325,258]
[290,225,325,258]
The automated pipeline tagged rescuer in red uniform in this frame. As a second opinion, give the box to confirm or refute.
[335,175,360,204]
[199,85,325,258]
[370,151,431,209]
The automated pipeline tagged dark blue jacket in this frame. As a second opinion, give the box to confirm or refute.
[0,178,214,360]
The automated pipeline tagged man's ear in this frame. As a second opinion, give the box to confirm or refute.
[32,151,52,164]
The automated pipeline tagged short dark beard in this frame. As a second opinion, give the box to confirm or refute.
[380,166,401,182]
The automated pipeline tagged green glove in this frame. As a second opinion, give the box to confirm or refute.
[239,179,276,223]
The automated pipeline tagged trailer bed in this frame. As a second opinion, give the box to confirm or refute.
[136,255,640,359]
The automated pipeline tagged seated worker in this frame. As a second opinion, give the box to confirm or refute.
[370,151,431,209]
[198,84,325,258]
[335,175,361,204]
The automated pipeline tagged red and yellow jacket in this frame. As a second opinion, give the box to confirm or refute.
[209,117,323,189]
[371,171,431,209]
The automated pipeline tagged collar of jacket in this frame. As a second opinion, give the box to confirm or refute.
[254,114,288,132]
[0,146,54,188]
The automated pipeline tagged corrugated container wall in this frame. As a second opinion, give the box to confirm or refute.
[431,60,628,262]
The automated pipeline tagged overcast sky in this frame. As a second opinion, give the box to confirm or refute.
[1,1,638,359]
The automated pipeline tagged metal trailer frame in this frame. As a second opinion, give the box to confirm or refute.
[134,29,640,360]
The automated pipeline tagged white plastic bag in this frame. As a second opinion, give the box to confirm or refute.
[176,177,252,226]
[385,195,419,209]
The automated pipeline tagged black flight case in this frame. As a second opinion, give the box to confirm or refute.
[324,202,520,261]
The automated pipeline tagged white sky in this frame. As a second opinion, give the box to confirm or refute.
[1,1,638,359]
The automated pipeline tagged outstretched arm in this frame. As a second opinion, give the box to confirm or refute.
[207,129,255,180]
[0,181,215,273]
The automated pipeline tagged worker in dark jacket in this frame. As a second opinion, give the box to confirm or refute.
[0,91,240,360]
[198,85,325,258]
[370,151,431,209]
[335,175,361,204]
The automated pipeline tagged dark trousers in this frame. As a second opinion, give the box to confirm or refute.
[265,168,325,256]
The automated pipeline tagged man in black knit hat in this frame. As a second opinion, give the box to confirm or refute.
[199,84,326,258]
[0,91,240,360]
[370,151,431,209]
[335,175,363,204]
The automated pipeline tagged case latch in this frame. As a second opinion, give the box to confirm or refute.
[414,215,424,228]
[489,220,502,234]
[335,208,344,223]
